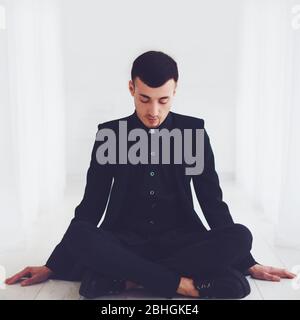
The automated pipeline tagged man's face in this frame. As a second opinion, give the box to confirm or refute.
[129,77,177,128]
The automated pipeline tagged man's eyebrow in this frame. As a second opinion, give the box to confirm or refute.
[139,94,169,99]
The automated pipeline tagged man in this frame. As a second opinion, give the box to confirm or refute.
[6,51,296,299]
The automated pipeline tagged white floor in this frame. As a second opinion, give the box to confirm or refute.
[1,179,300,300]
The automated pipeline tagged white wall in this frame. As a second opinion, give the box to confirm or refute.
[60,0,241,180]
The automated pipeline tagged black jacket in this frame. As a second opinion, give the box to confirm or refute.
[46,111,256,275]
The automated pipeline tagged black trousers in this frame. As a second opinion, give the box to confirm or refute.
[54,221,255,298]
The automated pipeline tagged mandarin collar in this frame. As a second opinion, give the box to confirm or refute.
[130,110,173,131]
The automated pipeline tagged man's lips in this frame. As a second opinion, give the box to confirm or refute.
[147,117,158,121]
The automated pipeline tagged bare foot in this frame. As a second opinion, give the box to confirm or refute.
[176,277,200,297]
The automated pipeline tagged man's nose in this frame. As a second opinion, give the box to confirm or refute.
[148,104,159,117]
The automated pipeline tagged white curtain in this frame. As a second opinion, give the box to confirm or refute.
[236,0,300,247]
[0,0,66,249]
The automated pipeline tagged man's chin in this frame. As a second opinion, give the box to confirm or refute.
[145,119,159,128]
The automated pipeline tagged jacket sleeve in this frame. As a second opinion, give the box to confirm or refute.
[233,253,259,275]
[192,125,259,273]
[69,123,114,226]
[192,126,234,229]
[45,124,114,277]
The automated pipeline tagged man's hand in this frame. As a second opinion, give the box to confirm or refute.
[5,266,53,286]
[248,264,296,281]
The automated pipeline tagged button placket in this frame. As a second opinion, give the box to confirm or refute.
[148,160,157,197]
[146,129,159,227]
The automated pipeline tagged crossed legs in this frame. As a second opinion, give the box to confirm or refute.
[59,221,253,298]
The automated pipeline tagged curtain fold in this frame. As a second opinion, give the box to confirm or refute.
[4,0,66,239]
[236,0,300,247]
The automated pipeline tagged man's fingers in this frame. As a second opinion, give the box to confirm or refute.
[275,269,297,279]
[20,273,48,286]
[263,272,281,281]
[285,271,297,279]
[5,268,31,285]
[20,275,40,286]
[269,267,297,279]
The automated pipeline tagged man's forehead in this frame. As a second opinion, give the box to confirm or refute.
[134,77,176,95]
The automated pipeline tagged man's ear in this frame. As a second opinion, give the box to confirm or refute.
[173,82,177,95]
[129,80,135,96]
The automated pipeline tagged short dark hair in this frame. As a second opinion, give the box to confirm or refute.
[131,51,178,88]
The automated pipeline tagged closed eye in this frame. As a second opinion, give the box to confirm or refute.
[159,98,169,104]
